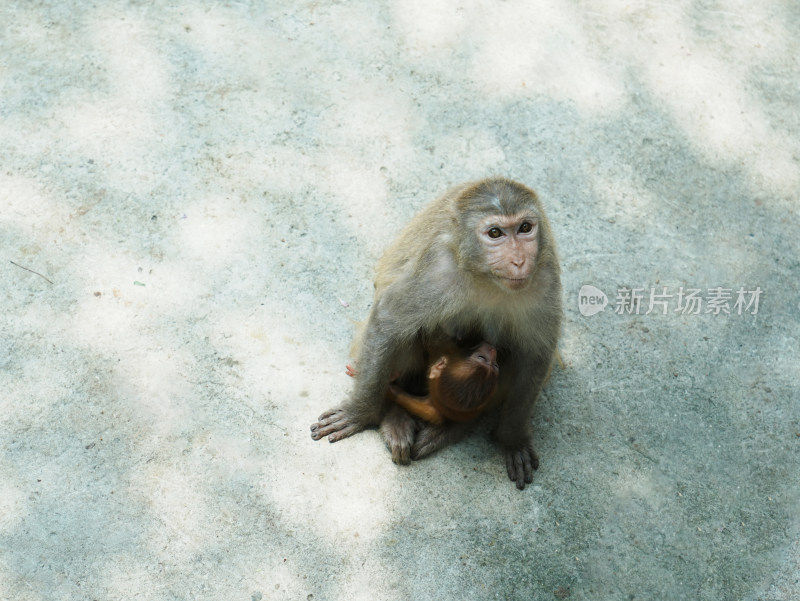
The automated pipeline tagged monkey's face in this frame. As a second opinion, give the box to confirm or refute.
[434,342,499,411]
[468,341,499,375]
[476,212,539,291]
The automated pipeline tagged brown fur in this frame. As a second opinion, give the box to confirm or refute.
[311,177,562,489]
[386,339,499,426]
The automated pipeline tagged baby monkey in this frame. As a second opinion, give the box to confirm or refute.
[347,339,500,427]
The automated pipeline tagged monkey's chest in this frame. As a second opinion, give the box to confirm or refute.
[438,311,515,350]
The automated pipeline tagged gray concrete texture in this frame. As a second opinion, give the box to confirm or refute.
[1,1,798,600]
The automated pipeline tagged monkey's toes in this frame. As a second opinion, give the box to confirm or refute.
[391,443,412,465]
[384,427,413,464]
[411,437,438,460]
[380,406,417,465]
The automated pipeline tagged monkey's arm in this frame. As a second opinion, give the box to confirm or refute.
[310,334,395,441]
[494,353,552,489]
[311,283,429,443]
[386,384,445,426]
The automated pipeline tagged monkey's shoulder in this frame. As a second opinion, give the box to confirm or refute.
[372,248,462,331]
[375,232,457,292]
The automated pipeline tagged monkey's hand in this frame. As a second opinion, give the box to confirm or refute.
[380,405,418,465]
[504,444,539,490]
[345,364,400,380]
[310,408,364,442]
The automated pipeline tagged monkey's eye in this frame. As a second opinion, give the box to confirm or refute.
[518,221,535,234]
[487,227,503,239]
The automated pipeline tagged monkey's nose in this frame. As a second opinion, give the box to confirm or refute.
[475,342,497,364]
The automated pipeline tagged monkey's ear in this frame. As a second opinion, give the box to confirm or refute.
[428,356,448,379]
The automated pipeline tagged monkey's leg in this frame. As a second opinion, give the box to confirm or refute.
[380,405,418,465]
[310,408,366,442]
[412,421,473,460]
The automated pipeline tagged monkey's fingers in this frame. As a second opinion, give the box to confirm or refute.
[315,408,341,422]
[505,452,526,490]
[310,408,356,441]
[327,423,362,442]
[505,447,538,490]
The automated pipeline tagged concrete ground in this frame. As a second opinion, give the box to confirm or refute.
[1,1,799,600]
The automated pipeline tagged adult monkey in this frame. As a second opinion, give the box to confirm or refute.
[310,177,562,489]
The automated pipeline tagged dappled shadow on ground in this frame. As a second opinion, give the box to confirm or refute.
[1,1,798,600]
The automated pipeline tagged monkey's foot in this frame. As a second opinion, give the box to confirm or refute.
[310,408,363,442]
[411,422,471,460]
[411,425,444,459]
[504,445,539,490]
[380,405,417,465]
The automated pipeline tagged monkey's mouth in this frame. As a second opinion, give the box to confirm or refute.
[502,277,529,290]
